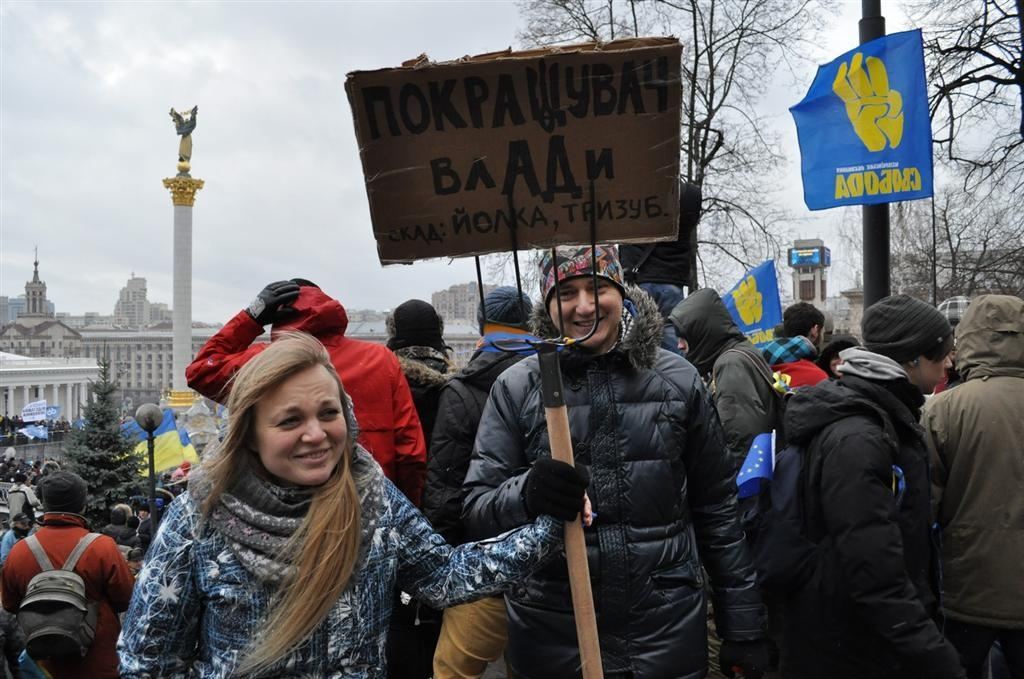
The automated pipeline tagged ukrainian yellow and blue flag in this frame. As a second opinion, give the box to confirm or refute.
[121,408,199,473]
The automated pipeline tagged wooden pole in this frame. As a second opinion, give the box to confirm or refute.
[538,344,603,679]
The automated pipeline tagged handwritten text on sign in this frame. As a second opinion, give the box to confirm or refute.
[346,38,683,263]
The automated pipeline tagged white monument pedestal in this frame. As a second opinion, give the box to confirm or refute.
[162,173,204,411]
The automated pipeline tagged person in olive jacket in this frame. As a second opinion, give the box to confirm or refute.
[463,245,768,679]
[782,295,965,679]
[923,294,1024,678]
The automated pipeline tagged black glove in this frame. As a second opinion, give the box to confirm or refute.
[246,280,300,326]
[524,458,589,521]
[719,639,771,679]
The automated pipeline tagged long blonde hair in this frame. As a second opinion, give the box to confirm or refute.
[198,332,362,673]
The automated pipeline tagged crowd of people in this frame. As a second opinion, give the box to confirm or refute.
[0,211,1020,678]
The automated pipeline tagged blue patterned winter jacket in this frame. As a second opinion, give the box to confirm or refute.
[118,448,561,678]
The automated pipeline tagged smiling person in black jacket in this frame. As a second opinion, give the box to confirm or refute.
[782,294,964,679]
[463,245,767,679]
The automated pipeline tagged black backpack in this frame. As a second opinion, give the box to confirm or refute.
[17,533,102,659]
[739,411,904,594]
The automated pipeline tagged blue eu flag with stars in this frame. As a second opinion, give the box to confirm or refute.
[737,432,775,499]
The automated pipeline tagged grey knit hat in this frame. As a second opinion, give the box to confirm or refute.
[40,471,88,515]
[861,294,952,363]
[478,286,533,330]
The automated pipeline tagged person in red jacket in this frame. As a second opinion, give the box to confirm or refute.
[1,471,134,679]
[760,302,829,388]
[186,279,427,504]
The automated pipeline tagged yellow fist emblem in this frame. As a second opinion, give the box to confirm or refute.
[832,52,904,152]
[731,275,763,326]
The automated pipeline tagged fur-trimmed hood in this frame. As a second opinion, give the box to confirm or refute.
[394,346,456,388]
[528,283,664,371]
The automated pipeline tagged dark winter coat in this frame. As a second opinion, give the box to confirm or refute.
[463,286,765,679]
[393,346,456,452]
[423,346,527,545]
[783,374,964,679]
[101,507,140,549]
[922,294,1024,630]
[669,288,781,467]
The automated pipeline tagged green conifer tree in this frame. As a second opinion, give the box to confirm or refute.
[62,358,142,527]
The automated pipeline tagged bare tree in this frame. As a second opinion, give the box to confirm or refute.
[910,0,1024,193]
[517,0,833,290]
[840,188,1024,302]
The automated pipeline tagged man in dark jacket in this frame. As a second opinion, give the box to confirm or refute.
[923,294,1024,678]
[426,286,536,678]
[619,181,701,352]
[384,298,455,679]
[782,294,964,679]
[464,245,767,679]
[669,288,781,469]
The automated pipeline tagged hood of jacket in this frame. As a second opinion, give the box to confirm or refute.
[395,346,456,389]
[461,343,530,391]
[785,375,914,448]
[270,286,349,340]
[668,288,747,375]
[529,282,664,371]
[955,294,1024,381]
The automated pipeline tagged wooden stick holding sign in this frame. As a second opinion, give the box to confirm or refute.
[538,343,603,679]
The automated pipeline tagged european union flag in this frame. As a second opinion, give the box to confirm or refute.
[737,432,775,500]
[721,261,782,347]
[790,29,932,210]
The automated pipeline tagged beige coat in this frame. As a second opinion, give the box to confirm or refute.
[922,294,1024,629]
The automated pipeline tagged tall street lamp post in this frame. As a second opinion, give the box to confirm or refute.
[134,404,163,527]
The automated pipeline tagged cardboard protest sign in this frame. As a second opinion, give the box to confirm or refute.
[346,38,683,264]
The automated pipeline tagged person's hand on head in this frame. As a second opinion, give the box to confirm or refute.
[246,281,300,326]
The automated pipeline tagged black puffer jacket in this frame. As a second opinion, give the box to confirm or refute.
[423,347,526,545]
[463,286,764,679]
[783,374,964,679]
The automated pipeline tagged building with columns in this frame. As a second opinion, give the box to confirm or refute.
[1,351,99,420]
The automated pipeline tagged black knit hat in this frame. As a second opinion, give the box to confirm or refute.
[861,294,952,363]
[387,299,448,354]
[39,471,88,515]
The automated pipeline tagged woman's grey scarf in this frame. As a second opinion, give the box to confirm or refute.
[195,445,387,586]
[837,346,909,382]
[209,472,314,585]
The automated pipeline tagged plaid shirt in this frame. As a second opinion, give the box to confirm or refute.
[761,335,817,366]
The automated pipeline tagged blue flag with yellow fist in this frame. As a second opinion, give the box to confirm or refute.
[790,29,932,210]
[721,261,782,346]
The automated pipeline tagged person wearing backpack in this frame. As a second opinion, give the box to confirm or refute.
[780,295,965,679]
[1,471,134,679]
[6,473,41,524]
[669,288,782,470]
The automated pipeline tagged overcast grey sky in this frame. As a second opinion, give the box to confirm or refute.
[1,0,913,323]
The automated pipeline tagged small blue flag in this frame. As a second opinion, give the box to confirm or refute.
[790,29,932,210]
[721,261,783,347]
[737,432,775,499]
[18,425,49,440]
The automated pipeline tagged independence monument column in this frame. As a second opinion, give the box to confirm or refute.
[162,106,204,409]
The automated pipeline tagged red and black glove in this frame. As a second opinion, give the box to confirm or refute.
[719,639,771,679]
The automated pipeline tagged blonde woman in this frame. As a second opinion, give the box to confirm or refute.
[117,333,587,678]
